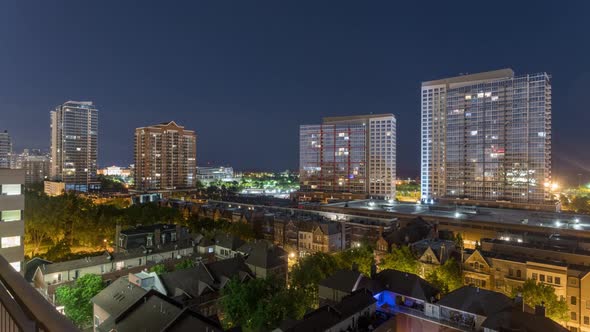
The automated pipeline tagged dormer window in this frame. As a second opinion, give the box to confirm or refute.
[146,235,153,247]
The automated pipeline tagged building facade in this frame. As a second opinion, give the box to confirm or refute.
[0,130,12,169]
[0,169,24,273]
[50,101,99,192]
[134,121,197,191]
[299,114,396,200]
[196,166,235,185]
[421,69,552,204]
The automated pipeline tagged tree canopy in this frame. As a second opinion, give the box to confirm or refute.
[379,245,419,274]
[219,276,308,331]
[56,274,105,328]
[425,257,463,294]
[512,279,569,322]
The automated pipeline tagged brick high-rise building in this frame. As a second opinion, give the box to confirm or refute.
[134,121,197,191]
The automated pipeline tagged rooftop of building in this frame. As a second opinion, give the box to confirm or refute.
[481,307,567,332]
[322,113,396,123]
[437,286,514,317]
[278,288,376,332]
[96,290,223,332]
[91,277,147,318]
[421,68,515,87]
[330,200,590,233]
[36,242,194,275]
[318,269,366,294]
[237,240,287,269]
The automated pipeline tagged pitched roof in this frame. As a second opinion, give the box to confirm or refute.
[159,256,253,298]
[214,233,245,250]
[279,289,375,332]
[91,277,147,318]
[369,269,439,302]
[437,286,514,317]
[238,241,287,269]
[24,257,51,282]
[318,270,366,293]
[482,308,567,332]
[97,290,221,332]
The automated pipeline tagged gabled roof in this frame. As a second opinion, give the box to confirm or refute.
[238,241,287,269]
[91,277,147,320]
[318,270,367,294]
[24,257,51,282]
[279,289,375,332]
[97,290,221,332]
[214,233,245,250]
[438,286,514,317]
[159,256,253,299]
[369,269,439,302]
[482,308,567,332]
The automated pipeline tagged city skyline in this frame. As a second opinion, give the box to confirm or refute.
[0,2,589,184]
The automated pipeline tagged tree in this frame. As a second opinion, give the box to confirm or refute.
[571,196,590,213]
[512,279,569,322]
[335,245,375,276]
[425,257,462,294]
[219,276,308,330]
[56,274,105,328]
[149,264,168,275]
[175,258,195,270]
[379,245,419,274]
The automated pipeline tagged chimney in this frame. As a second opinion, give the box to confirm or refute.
[115,224,122,253]
[535,302,546,317]
[175,223,182,242]
[439,243,446,263]
[154,228,161,246]
[514,292,524,312]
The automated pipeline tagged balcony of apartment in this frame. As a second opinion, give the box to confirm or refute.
[0,255,78,332]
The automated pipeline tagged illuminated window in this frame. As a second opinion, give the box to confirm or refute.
[1,185,21,196]
[1,210,21,222]
[1,236,20,248]
[465,95,472,100]
[470,131,478,136]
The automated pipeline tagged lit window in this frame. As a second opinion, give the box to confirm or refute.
[491,96,499,101]
[1,185,21,196]
[465,95,472,100]
[470,130,478,136]
[1,210,21,222]
[477,92,484,98]
[9,261,20,272]
[484,92,492,97]
[1,236,20,248]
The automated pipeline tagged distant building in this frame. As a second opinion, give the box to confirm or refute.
[97,165,132,178]
[134,121,197,191]
[421,69,552,205]
[0,169,25,273]
[196,166,235,185]
[50,101,99,192]
[0,130,12,169]
[6,149,50,184]
[44,180,66,196]
[299,114,396,201]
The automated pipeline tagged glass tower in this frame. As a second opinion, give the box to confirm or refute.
[0,131,11,169]
[300,114,396,199]
[50,101,99,192]
[421,69,552,203]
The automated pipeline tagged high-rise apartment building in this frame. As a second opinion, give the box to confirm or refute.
[10,149,50,184]
[50,101,99,192]
[0,169,25,273]
[421,69,552,204]
[0,130,12,169]
[299,114,396,200]
[134,121,197,191]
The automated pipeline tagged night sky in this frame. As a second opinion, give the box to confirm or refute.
[0,1,589,183]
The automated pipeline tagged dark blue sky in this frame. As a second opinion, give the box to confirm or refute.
[0,1,589,182]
